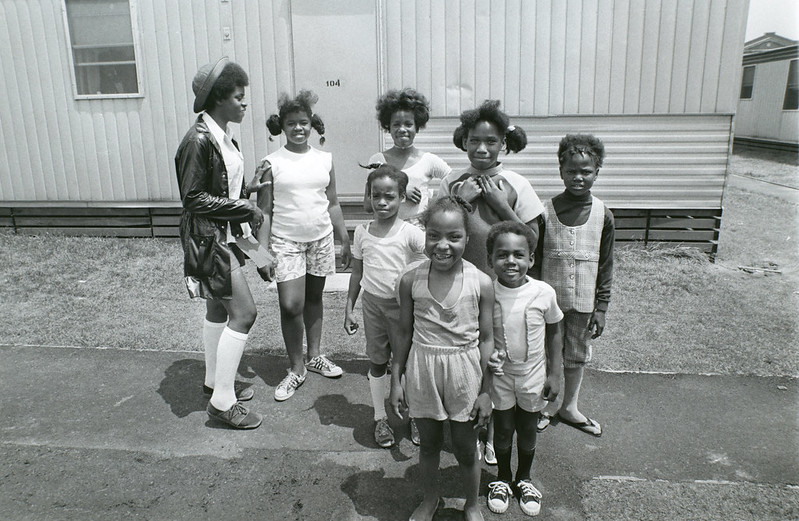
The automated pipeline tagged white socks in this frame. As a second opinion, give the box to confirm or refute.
[203,319,227,388]
[209,327,248,411]
[368,371,388,421]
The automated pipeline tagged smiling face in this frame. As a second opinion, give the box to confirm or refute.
[464,120,504,171]
[369,175,404,221]
[217,86,247,125]
[560,152,599,196]
[424,210,468,272]
[489,232,533,288]
[282,110,312,150]
[390,110,417,149]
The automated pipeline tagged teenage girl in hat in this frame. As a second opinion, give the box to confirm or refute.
[175,57,270,430]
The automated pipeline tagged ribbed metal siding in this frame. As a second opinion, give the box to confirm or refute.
[381,0,748,116]
[415,114,732,209]
[0,0,293,202]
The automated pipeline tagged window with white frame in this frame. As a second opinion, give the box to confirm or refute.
[739,65,755,99]
[783,59,798,110]
[63,0,141,97]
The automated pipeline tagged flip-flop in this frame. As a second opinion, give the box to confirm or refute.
[536,412,552,433]
[554,414,602,437]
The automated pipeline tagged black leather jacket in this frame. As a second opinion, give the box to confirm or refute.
[175,115,255,299]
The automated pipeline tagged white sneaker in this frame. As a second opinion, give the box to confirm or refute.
[305,355,343,378]
[487,480,512,514]
[484,442,497,465]
[516,479,542,516]
[274,370,306,401]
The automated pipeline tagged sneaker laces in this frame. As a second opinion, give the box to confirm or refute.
[280,371,302,389]
[488,481,511,499]
[314,355,335,370]
[376,419,392,438]
[517,480,541,501]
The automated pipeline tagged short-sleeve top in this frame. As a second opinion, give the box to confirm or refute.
[369,151,451,221]
[406,259,483,348]
[352,220,426,299]
[438,164,544,275]
[493,277,563,376]
[265,146,333,242]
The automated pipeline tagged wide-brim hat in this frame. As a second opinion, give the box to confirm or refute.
[192,56,229,113]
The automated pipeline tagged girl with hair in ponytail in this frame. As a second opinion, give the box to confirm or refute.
[439,99,544,276]
[254,90,351,402]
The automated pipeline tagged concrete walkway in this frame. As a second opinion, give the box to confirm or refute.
[1,344,796,520]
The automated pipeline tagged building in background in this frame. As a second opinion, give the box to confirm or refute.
[0,0,751,255]
[735,32,799,152]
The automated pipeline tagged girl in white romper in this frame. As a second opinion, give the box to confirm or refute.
[390,196,495,521]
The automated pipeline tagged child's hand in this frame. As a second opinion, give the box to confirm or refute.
[542,374,561,401]
[339,242,352,270]
[487,349,507,376]
[246,201,264,229]
[247,160,272,195]
[406,186,423,204]
[456,178,482,203]
[477,175,509,213]
[389,381,407,420]
[469,392,493,429]
[344,313,359,335]
[257,265,275,282]
[589,310,606,339]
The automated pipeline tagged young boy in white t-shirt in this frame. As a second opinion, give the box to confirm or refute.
[344,164,426,448]
[485,221,564,517]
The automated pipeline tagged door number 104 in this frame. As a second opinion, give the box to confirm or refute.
[325,79,341,87]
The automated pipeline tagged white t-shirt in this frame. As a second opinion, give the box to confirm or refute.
[368,151,451,221]
[352,220,426,299]
[202,112,250,242]
[265,146,333,242]
[493,277,563,378]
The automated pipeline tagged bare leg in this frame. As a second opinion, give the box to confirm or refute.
[450,420,483,521]
[410,419,443,521]
[277,276,307,375]
[559,366,586,422]
[303,274,326,359]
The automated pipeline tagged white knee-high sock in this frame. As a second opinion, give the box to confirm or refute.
[368,372,388,421]
[210,327,248,411]
[203,319,228,388]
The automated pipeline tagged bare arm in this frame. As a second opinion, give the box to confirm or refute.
[255,159,275,281]
[344,258,363,334]
[543,320,564,401]
[469,273,495,428]
[325,164,351,270]
[389,271,415,419]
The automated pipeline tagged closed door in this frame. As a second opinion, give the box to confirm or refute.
[290,0,380,197]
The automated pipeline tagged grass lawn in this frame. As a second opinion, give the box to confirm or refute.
[2,155,796,377]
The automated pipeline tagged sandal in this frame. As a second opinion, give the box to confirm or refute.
[554,413,602,437]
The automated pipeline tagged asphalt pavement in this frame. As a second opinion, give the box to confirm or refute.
[1,344,796,520]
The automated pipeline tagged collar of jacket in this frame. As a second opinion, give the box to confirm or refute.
[193,115,226,158]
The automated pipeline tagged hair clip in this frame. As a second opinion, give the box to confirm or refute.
[507,125,516,132]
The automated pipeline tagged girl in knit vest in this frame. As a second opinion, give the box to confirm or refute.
[536,134,615,437]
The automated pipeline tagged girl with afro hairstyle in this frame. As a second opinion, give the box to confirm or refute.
[438,99,544,276]
[254,90,351,402]
[362,88,451,226]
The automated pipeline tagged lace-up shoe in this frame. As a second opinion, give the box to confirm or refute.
[274,370,306,401]
[206,401,262,429]
[305,355,343,378]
